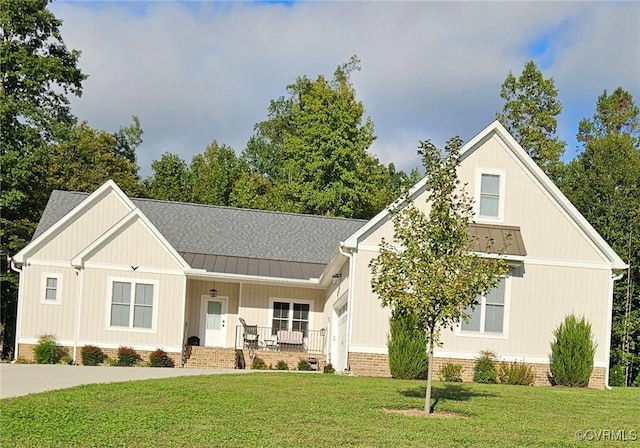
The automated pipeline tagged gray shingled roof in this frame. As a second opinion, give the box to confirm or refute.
[33,190,366,266]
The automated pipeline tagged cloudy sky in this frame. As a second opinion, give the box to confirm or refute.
[50,0,640,177]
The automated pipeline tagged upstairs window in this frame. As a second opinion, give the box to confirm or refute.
[479,173,500,217]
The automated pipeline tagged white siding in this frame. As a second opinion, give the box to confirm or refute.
[185,280,239,348]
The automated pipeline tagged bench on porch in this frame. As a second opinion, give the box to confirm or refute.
[277,330,304,351]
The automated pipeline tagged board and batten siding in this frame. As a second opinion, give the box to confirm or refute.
[185,280,239,348]
[323,261,350,322]
[18,264,78,342]
[85,218,182,270]
[79,268,185,350]
[30,192,130,262]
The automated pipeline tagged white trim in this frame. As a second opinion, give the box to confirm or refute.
[40,273,62,305]
[13,264,25,359]
[73,267,84,362]
[474,167,506,223]
[71,209,190,271]
[24,259,72,268]
[268,297,314,333]
[105,276,159,332]
[13,180,136,264]
[200,295,229,347]
[83,261,185,276]
[604,273,622,386]
[524,257,611,270]
[349,344,388,355]
[185,270,324,289]
[18,338,182,354]
[178,276,188,354]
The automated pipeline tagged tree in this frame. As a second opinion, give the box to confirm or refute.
[47,121,141,196]
[143,152,194,202]
[560,87,640,386]
[238,56,395,219]
[369,137,510,413]
[0,0,86,358]
[496,60,565,180]
[190,141,245,206]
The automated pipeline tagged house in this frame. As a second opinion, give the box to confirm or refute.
[11,121,626,387]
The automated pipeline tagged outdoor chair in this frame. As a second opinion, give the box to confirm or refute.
[239,317,259,349]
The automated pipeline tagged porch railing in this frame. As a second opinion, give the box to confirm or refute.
[235,325,326,354]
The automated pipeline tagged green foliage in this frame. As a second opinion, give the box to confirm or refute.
[115,346,141,367]
[2,375,639,447]
[496,60,565,179]
[58,356,74,365]
[474,350,498,384]
[250,357,267,370]
[438,363,463,382]
[190,141,245,206]
[323,363,335,374]
[549,315,597,387]
[33,335,61,364]
[143,152,193,202]
[387,312,427,380]
[275,360,289,371]
[369,137,510,411]
[0,0,86,359]
[148,349,175,368]
[14,357,34,364]
[297,359,312,371]
[609,364,626,387]
[80,345,107,366]
[498,361,534,386]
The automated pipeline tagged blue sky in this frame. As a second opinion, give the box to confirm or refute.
[52,1,640,176]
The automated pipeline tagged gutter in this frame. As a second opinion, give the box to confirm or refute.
[605,272,625,390]
[184,270,323,288]
[338,243,355,372]
[72,266,84,364]
[9,259,23,360]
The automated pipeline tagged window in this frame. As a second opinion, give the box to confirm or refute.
[41,274,61,304]
[479,173,500,217]
[461,278,506,334]
[110,280,155,329]
[271,300,311,336]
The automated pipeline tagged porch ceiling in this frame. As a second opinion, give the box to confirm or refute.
[179,252,325,280]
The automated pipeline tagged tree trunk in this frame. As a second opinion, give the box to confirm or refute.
[424,334,435,413]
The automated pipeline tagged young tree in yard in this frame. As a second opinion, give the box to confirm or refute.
[496,60,565,180]
[370,137,510,413]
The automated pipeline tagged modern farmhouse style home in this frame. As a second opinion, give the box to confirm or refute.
[11,121,626,387]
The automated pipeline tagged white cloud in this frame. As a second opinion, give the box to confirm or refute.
[50,1,640,176]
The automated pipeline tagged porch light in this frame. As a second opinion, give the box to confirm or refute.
[332,273,342,285]
[209,288,218,297]
[320,328,326,337]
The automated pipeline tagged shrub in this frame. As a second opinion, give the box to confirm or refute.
[275,360,289,370]
[323,363,335,374]
[251,357,267,370]
[608,364,626,387]
[474,350,498,384]
[33,334,61,364]
[633,373,640,387]
[498,361,535,386]
[387,311,427,380]
[549,314,597,387]
[438,362,463,382]
[297,359,312,371]
[58,356,74,365]
[14,357,34,364]
[81,345,107,366]
[148,349,175,368]
[116,346,141,367]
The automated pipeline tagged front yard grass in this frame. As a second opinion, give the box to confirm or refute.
[1,373,638,447]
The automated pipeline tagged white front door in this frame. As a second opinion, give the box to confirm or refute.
[202,296,228,347]
[332,298,348,372]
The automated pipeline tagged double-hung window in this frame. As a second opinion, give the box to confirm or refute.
[461,278,506,334]
[479,173,500,218]
[271,300,311,337]
[42,274,61,304]
[110,280,155,329]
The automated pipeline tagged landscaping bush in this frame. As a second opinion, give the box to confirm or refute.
[251,357,267,370]
[438,362,463,382]
[81,345,107,366]
[498,361,535,386]
[474,350,498,384]
[33,334,61,364]
[275,360,289,370]
[148,348,175,368]
[549,314,597,387]
[323,363,335,374]
[116,346,142,367]
[58,356,74,365]
[297,359,312,371]
[387,311,427,380]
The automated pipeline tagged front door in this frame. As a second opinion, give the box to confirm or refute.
[202,296,228,347]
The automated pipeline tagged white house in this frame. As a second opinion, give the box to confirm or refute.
[11,121,626,387]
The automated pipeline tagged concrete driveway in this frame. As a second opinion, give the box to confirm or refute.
[0,364,251,399]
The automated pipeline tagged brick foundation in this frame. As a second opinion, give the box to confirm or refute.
[239,349,325,371]
[182,346,236,369]
[348,351,608,389]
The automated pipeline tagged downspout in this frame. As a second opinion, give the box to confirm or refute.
[605,272,625,390]
[9,260,23,361]
[338,243,355,372]
[72,266,84,364]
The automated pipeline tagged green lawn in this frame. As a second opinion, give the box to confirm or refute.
[1,373,638,447]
